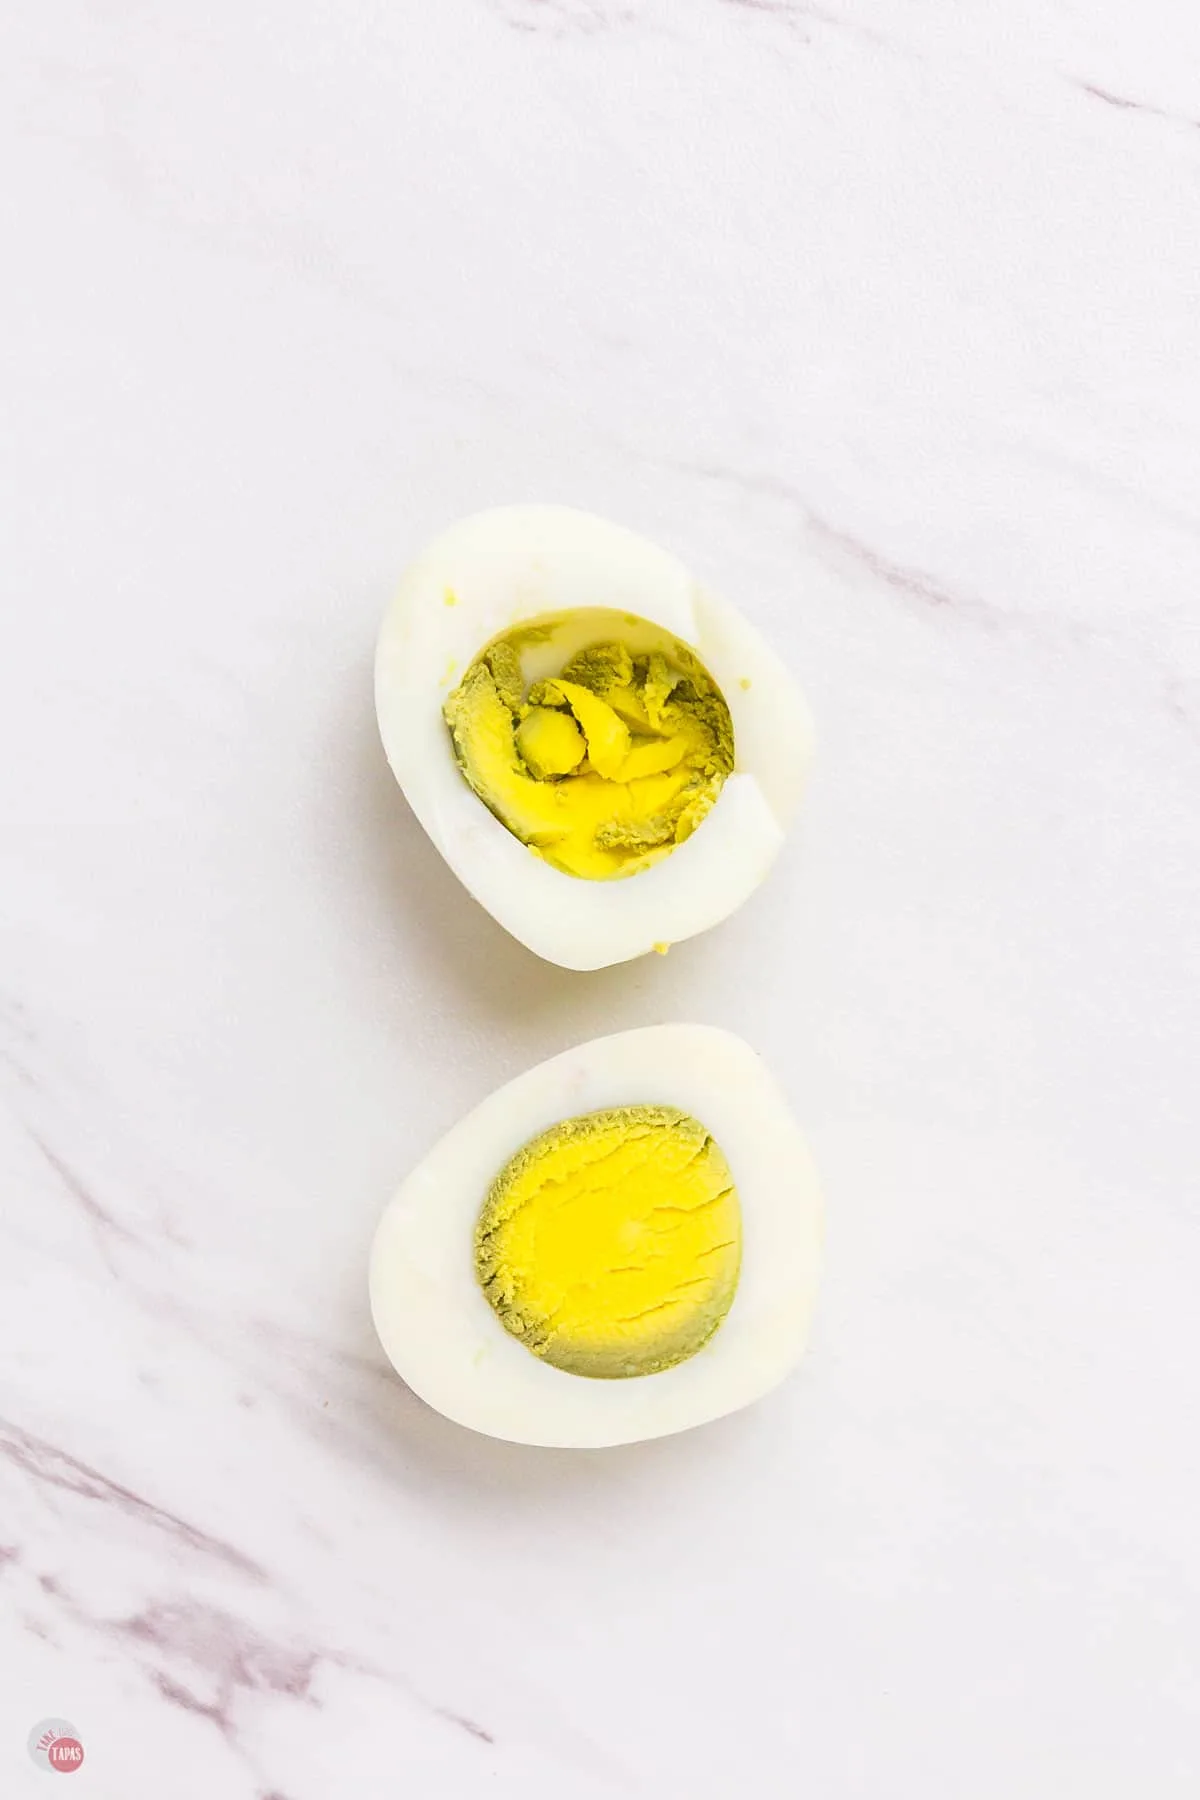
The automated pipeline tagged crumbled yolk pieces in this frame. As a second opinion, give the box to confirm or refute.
[443,627,734,879]
[515,707,586,778]
[475,1106,742,1379]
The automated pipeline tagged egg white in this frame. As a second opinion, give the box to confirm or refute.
[369,1025,823,1448]
[375,505,813,970]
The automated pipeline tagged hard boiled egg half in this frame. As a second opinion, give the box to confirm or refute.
[370,1025,822,1448]
[375,505,813,970]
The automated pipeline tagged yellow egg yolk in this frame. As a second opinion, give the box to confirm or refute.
[443,627,734,879]
[475,1106,742,1379]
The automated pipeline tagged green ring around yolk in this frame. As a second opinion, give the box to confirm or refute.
[475,1105,743,1379]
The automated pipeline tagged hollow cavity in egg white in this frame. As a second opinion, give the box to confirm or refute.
[375,505,813,969]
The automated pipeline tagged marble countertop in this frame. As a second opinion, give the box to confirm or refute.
[3,3,1198,1795]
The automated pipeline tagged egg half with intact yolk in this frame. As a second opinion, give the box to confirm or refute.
[375,505,813,970]
[369,1025,823,1448]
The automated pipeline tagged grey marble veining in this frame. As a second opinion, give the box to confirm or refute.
[2,2,1198,1795]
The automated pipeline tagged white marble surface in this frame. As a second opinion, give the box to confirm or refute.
[3,2,1199,1794]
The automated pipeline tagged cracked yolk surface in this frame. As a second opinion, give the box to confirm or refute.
[475,1106,742,1378]
[443,628,735,880]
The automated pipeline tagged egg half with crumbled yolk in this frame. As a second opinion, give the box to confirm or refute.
[375,506,813,970]
[369,1025,822,1447]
